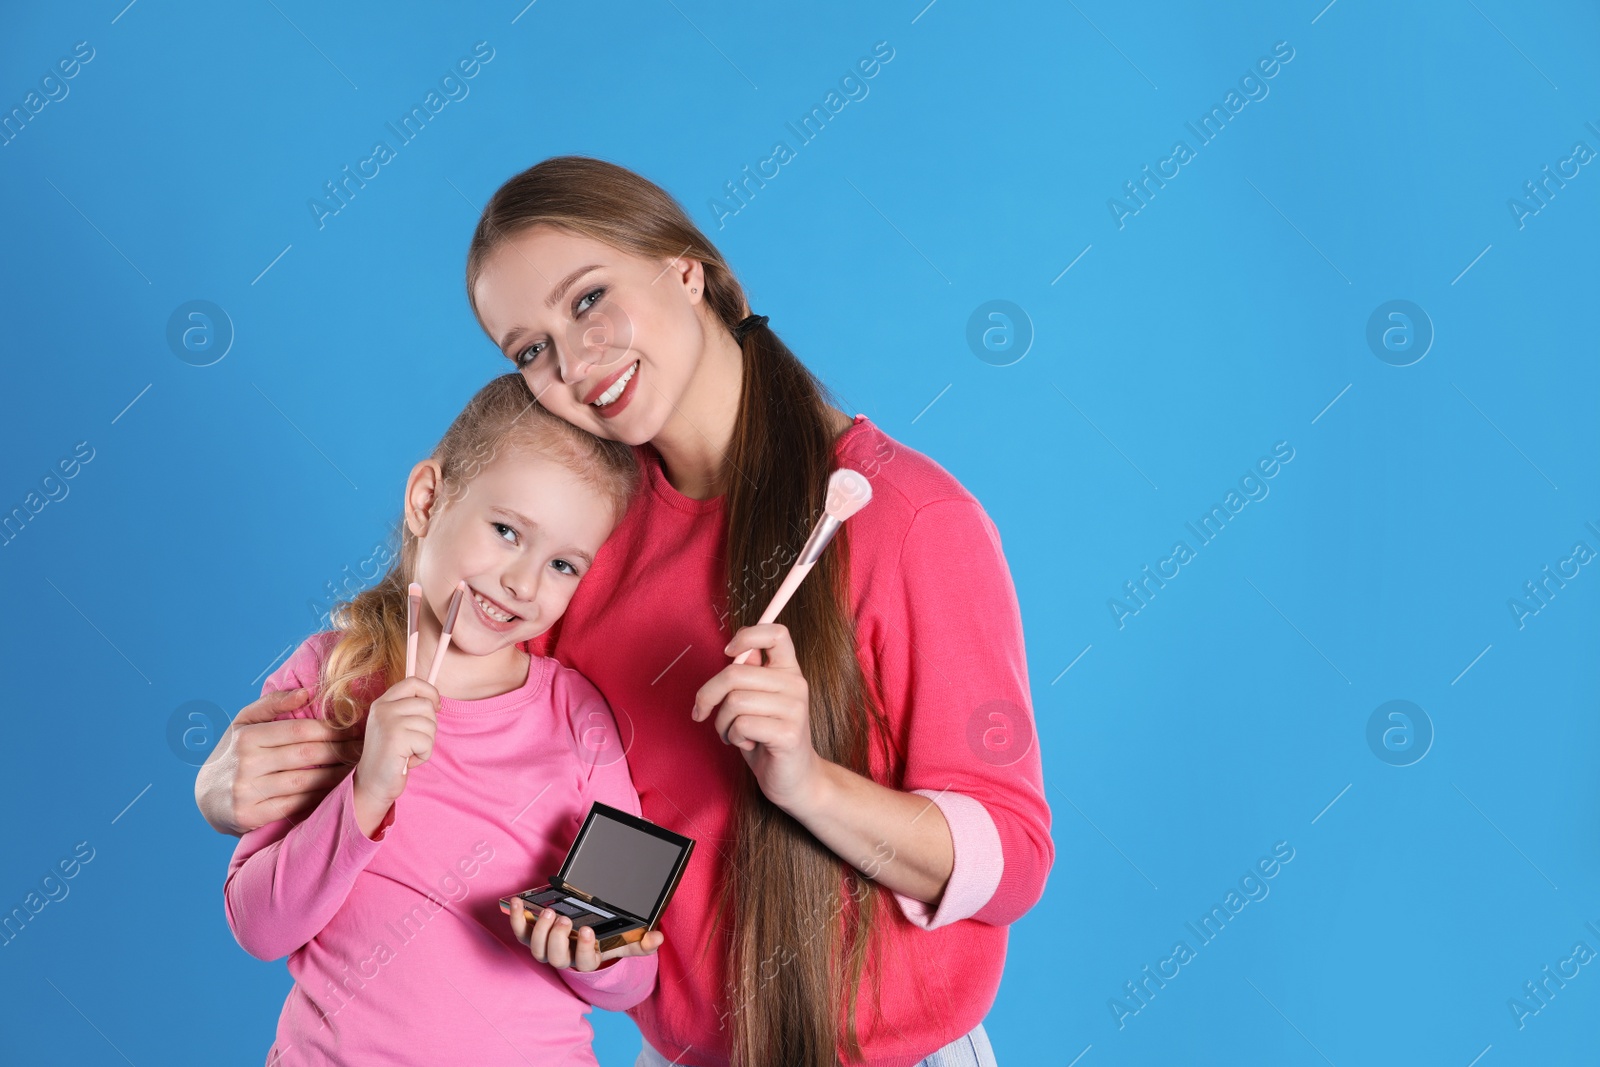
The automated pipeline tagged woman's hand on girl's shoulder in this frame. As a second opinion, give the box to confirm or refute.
[507,903,664,972]
[197,686,364,835]
[692,623,827,816]
[350,676,440,837]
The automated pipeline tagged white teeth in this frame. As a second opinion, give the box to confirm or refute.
[592,361,638,406]
[473,591,515,623]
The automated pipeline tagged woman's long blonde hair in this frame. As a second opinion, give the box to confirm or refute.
[466,157,902,1067]
[314,373,638,728]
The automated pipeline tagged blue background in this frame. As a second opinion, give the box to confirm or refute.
[3,1,1598,1064]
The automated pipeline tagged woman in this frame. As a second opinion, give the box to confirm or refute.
[197,156,1052,1067]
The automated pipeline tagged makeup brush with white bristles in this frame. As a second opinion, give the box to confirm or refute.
[731,467,873,665]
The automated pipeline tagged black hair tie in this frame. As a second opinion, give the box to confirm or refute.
[732,314,769,340]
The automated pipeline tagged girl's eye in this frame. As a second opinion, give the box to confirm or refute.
[492,522,518,544]
[576,287,604,314]
[551,559,579,576]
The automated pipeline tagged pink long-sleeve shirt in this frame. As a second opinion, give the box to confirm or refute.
[524,413,1055,1066]
[225,633,656,1066]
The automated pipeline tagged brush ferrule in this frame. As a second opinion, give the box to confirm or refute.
[797,515,842,566]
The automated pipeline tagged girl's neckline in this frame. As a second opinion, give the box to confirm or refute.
[437,650,547,715]
[644,413,873,515]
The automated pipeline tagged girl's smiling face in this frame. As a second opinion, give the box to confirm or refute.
[405,447,617,655]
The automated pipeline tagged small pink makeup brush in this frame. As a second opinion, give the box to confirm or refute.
[731,468,872,666]
[402,582,423,778]
[405,582,422,678]
[425,580,468,686]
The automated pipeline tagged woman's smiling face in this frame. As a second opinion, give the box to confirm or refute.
[472,225,708,447]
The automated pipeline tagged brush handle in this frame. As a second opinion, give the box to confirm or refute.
[424,583,467,686]
[408,641,445,767]
[731,560,814,665]
[425,633,454,686]
[419,630,453,769]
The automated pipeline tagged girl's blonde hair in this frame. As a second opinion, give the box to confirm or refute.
[314,373,638,728]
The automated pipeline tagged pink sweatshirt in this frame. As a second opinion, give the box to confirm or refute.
[524,414,1054,1066]
[224,633,656,1066]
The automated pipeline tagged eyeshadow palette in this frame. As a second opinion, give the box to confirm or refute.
[500,801,695,952]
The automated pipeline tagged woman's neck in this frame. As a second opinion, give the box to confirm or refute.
[651,324,855,500]
[651,324,743,500]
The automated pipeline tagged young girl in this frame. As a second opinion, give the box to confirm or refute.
[224,373,663,1066]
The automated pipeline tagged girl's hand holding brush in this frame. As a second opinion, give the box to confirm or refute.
[350,675,441,838]
[351,579,466,837]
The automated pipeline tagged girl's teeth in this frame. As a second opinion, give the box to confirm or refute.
[473,591,515,622]
[593,361,638,406]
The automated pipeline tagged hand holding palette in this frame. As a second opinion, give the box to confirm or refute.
[500,802,695,952]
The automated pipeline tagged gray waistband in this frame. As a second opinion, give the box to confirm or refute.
[633,1021,996,1067]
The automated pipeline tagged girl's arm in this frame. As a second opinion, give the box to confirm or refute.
[701,497,1054,931]
[224,771,390,960]
[542,667,659,1012]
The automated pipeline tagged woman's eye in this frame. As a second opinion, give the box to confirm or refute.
[551,558,578,576]
[575,287,604,315]
[514,341,546,369]
[492,522,518,543]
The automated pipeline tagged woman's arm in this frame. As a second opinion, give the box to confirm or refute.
[794,759,963,905]
[704,627,957,904]
[698,496,1054,928]
[196,689,362,836]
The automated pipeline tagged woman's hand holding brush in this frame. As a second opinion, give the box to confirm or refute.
[696,622,820,812]
[694,468,873,813]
